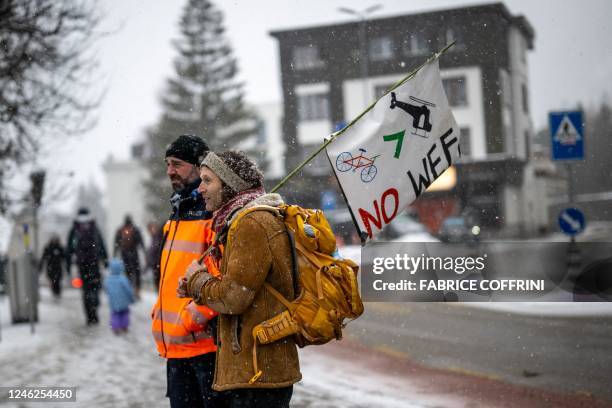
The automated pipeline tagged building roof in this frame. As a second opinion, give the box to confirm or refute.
[270,2,534,49]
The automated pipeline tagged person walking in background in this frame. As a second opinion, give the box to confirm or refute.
[66,207,109,326]
[114,215,145,299]
[39,234,66,299]
[146,221,164,291]
[151,134,224,407]
[103,258,134,335]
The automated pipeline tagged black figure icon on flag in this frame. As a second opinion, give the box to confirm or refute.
[390,92,436,138]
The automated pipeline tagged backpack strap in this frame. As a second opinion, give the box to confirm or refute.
[294,239,323,269]
[263,283,296,313]
[284,228,300,298]
[227,205,298,310]
[226,205,280,244]
[294,240,326,300]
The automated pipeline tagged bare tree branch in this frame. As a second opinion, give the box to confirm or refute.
[0,0,103,212]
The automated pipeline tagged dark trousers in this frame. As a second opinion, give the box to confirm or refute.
[82,282,100,324]
[78,262,101,324]
[224,386,293,408]
[122,254,141,291]
[47,266,62,297]
[167,353,224,408]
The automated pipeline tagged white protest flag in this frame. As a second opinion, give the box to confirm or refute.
[326,59,460,243]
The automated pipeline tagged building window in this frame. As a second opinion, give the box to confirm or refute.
[443,76,467,107]
[503,108,513,150]
[520,37,527,64]
[460,127,471,158]
[369,37,394,61]
[293,45,325,70]
[499,69,512,107]
[521,83,529,114]
[524,130,531,159]
[402,33,429,56]
[255,117,266,145]
[444,28,466,51]
[297,93,330,121]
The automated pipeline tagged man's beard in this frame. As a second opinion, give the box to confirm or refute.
[170,176,188,192]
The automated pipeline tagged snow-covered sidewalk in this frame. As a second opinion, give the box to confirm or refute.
[0,287,430,407]
[2,286,610,407]
[0,287,167,407]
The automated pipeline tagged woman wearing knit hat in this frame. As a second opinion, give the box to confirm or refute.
[178,150,300,407]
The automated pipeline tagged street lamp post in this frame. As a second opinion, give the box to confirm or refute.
[30,170,45,260]
[338,4,382,106]
[29,170,45,334]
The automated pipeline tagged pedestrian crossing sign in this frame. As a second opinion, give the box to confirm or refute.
[549,111,584,160]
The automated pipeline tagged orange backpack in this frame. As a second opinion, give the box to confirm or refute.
[227,204,364,383]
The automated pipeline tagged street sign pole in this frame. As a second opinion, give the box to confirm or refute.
[550,110,585,271]
[549,110,584,243]
[566,163,575,244]
[566,165,578,273]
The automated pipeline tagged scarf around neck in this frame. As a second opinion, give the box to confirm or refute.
[211,187,265,235]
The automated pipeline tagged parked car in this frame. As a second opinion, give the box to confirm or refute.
[335,213,438,266]
[326,209,437,243]
[379,214,439,242]
[438,216,480,244]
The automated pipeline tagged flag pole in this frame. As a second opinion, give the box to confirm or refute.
[270,41,455,194]
[195,43,456,264]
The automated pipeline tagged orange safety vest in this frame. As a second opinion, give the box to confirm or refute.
[151,217,220,359]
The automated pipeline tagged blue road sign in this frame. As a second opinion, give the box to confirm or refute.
[320,190,337,211]
[549,111,584,160]
[334,121,347,132]
[558,208,585,236]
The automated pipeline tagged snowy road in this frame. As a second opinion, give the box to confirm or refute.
[1,286,611,407]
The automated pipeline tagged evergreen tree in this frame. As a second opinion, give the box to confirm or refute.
[143,0,264,221]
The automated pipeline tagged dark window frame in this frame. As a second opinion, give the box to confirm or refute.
[443,76,468,107]
[369,36,394,61]
[297,92,330,121]
[460,126,471,158]
[292,44,325,70]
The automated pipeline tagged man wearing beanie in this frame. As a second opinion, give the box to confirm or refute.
[150,134,224,407]
[178,151,301,407]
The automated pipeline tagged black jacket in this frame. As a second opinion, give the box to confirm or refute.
[66,215,108,270]
[40,241,65,275]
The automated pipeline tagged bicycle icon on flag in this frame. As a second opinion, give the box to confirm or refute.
[335,148,380,183]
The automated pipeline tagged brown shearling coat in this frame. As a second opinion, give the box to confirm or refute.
[195,205,301,391]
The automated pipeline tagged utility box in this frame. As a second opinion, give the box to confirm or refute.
[6,256,38,324]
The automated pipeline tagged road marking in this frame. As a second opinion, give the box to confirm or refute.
[446,366,500,381]
[374,345,411,360]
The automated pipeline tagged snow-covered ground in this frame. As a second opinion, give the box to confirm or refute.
[0,286,440,408]
[0,287,167,407]
[2,283,610,407]
[0,216,11,254]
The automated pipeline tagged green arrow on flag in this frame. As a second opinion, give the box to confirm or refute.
[383,130,406,158]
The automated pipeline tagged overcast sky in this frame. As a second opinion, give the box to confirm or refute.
[41,0,612,198]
